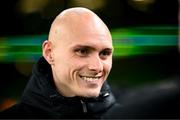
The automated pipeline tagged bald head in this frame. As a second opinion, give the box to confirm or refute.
[48,7,111,46]
[43,7,113,97]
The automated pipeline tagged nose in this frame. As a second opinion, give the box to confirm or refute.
[88,55,103,73]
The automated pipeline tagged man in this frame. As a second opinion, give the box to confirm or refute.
[0,7,116,119]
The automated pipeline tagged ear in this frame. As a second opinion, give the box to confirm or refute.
[42,40,54,65]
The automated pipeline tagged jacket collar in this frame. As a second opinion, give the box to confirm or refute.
[21,57,116,116]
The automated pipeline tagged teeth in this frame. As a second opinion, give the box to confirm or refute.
[81,76,100,82]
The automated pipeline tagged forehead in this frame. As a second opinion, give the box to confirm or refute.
[68,33,113,50]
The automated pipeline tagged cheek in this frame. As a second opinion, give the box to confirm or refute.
[69,58,87,70]
[103,59,112,73]
[58,54,87,74]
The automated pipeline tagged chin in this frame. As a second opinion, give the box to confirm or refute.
[83,89,100,98]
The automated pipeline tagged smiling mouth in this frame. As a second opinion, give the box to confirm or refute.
[79,75,102,82]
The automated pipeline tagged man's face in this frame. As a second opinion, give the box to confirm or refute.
[48,12,113,97]
[50,20,113,98]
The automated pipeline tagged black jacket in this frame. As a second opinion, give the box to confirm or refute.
[0,57,116,119]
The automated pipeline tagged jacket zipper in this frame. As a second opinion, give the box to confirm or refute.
[80,100,87,113]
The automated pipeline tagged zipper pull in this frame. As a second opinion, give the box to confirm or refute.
[80,100,87,113]
[103,92,110,97]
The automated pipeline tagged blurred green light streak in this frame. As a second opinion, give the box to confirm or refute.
[0,26,177,62]
[0,52,42,62]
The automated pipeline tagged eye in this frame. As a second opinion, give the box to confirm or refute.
[99,49,112,59]
[75,48,89,57]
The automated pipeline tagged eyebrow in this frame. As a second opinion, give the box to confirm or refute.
[73,45,113,51]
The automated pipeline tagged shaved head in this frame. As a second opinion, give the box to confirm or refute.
[43,7,113,97]
[48,7,111,47]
